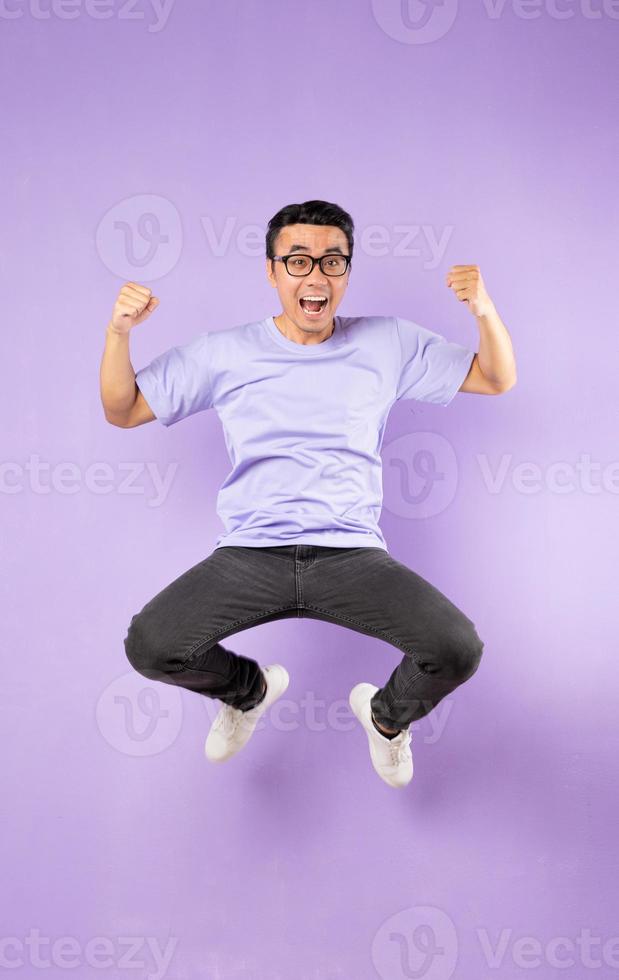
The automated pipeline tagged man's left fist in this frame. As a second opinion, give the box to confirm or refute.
[446,265,494,318]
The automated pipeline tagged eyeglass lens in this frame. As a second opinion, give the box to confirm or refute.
[286,254,348,276]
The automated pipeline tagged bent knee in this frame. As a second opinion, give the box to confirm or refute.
[440,621,484,681]
[455,623,484,679]
[124,611,183,679]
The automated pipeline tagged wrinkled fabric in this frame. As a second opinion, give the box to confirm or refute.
[134,314,475,550]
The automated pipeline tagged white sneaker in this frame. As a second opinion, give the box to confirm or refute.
[204,664,290,763]
[349,682,413,788]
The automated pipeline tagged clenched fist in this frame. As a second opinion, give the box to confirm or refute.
[108,282,160,335]
[445,265,494,319]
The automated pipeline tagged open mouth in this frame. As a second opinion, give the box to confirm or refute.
[299,296,328,318]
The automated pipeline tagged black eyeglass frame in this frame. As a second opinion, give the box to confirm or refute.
[271,253,352,277]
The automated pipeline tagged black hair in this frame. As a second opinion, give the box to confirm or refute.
[266,199,354,265]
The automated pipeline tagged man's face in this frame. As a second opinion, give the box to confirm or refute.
[266,223,351,339]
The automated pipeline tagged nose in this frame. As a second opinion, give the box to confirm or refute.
[307,267,329,289]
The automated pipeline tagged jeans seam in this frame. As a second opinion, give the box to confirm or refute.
[250,552,292,563]
[378,668,427,719]
[217,547,293,564]
[304,604,425,718]
[295,564,305,608]
[177,605,299,670]
[303,604,423,666]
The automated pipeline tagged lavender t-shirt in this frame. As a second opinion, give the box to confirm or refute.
[134,314,475,552]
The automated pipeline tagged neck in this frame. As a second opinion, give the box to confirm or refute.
[274,311,335,346]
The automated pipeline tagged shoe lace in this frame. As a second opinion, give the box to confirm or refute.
[389,729,412,765]
[213,705,244,736]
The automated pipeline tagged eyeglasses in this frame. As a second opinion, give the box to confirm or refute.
[271,253,351,277]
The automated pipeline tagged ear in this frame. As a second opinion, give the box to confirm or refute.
[266,257,276,287]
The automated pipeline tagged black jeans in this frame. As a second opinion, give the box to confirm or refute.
[124,545,484,730]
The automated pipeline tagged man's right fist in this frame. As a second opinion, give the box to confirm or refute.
[108,282,160,335]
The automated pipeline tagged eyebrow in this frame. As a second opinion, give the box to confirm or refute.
[287,243,347,255]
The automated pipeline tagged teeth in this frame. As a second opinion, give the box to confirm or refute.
[300,296,327,302]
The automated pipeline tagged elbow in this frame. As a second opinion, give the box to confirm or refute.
[103,408,130,428]
[494,375,517,394]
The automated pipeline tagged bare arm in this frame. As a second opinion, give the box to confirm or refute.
[100,283,159,427]
[445,265,517,395]
[465,302,516,393]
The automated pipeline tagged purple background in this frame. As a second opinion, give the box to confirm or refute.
[2,1,618,978]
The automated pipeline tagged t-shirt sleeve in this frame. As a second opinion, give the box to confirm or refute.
[394,315,476,407]
[134,332,214,427]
